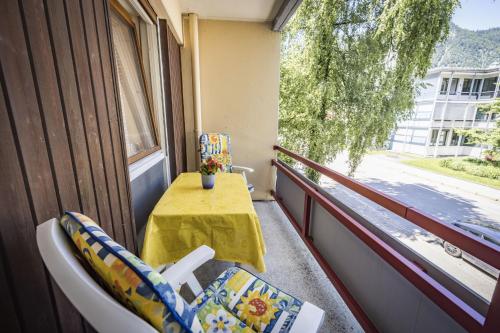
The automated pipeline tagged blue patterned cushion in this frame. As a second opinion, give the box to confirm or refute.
[193,267,303,332]
[60,212,203,333]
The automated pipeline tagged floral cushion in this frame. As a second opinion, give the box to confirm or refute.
[193,267,303,333]
[60,212,203,333]
[200,133,233,172]
[196,297,254,333]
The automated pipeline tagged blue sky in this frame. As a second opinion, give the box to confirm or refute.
[452,0,500,30]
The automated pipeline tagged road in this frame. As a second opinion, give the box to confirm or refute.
[326,152,500,229]
[318,152,499,302]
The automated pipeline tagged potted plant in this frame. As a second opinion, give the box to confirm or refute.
[200,157,224,189]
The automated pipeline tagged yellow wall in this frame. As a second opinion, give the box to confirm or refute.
[182,19,280,200]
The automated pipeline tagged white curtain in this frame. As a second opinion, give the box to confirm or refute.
[111,11,155,158]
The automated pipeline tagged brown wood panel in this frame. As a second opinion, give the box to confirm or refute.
[20,1,87,331]
[81,0,125,245]
[21,0,81,214]
[160,19,186,179]
[0,0,136,331]
[159,19,178,179]
[45,0,99,221]
[0,36,59,333]
[94,0,136,251]
[0,232,22,332]
[1,0,59,223]
[167,24,187,176]
[64,0,115,237]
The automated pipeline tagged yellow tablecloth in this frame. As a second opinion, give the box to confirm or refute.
[141,172,266,272]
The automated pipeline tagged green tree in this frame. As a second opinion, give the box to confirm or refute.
[279,0,459,181]
[457,99,500,161]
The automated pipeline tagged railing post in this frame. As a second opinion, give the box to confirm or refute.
[303,194,311,238]
[483,281,500,333]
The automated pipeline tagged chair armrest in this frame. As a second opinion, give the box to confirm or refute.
[232,165,254,173]
[160,245,215,293]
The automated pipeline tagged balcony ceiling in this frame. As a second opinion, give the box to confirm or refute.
[180,0,286,22]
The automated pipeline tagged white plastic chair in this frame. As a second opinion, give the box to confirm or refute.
[37,219,325,332]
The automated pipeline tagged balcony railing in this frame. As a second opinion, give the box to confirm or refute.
[271,145,500,333]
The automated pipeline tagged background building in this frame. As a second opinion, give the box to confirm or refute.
[389,66,499,157]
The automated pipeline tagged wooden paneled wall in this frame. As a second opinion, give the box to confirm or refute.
[160,19,187,179]
[0,0,136,332]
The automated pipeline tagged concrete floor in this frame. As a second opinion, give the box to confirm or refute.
[176,201,362,333]
[138,201,364,332]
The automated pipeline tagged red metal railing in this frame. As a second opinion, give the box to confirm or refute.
[272,145,500,333]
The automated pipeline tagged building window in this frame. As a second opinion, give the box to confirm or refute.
[481,77,498,98]
[461,78,472,96]
[429,129,439,146]
[471,78,481,98]
[475,110,489,121]
[450,131,460,146]
[438,129,449,146]
[440,78,449,95]
[462,135,475,146]
[449,78,459,95]
[110,2,159,163]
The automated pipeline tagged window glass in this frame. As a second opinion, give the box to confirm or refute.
[449,78,459,95]
[461,78,472,95]
[462,135,475,146]
[450,131,460,146]
[111,10,157,160]
[438,129,449,146]
[481,77,498,98]
[475,110,488,121]
[471,79,481,97]
[440,78,449,95]
[429,129,439,146]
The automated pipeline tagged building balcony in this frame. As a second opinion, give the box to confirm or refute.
[1,0,499,332]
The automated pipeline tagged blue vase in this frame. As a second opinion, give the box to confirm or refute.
[201,174,215,189]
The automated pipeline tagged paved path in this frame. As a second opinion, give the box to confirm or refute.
[326,152,500,230]
[319,152,498,302]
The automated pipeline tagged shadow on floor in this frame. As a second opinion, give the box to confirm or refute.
[186,201,363,333]
[360,178,499,231]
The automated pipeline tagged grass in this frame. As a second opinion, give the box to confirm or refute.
[401,157,500,190]
[367,149,421,159]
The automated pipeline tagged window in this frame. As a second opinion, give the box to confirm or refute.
[438,129,449,146]
[481,77,498,98]
[450,131,460,146]
[471,78,481,98]
[462,135,475,146]
[475,110,488,121]
[449,78,459,95]
[429,129,439,146]
[440,78,449,95]
[110,2,158,163]
[461,78,472,95]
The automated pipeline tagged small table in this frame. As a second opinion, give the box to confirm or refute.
[141,172,266,272]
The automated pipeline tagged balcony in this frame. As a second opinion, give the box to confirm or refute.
[269,146,499,333]
[1,0,499,332]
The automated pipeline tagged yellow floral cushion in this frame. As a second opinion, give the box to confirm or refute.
[196,297,254,333]
[193,267,303,332]
[60,212,203,333]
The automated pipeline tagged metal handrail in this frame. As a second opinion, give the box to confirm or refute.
[272,145,500,333]
[273,145,500,269]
